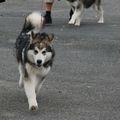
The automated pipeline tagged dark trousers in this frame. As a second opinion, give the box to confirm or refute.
[0,0,5,3]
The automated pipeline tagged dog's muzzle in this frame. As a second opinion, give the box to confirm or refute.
[37,59,42,67]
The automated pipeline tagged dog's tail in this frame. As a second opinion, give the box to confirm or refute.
[22,11,44,33]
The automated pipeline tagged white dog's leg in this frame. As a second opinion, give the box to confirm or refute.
[93,4,98,18]
[18,63,24,88]
[93,4,104,23]
[74,7,84,26]
[98,6,104,23]
[69,4,83,26]
[69,9,79,25]
[36,78,46,95]
[24,78,38,111]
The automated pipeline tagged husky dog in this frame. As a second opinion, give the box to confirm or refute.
[67,0,104,26]
[15,12,55,111]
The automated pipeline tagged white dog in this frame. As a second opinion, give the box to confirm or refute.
[15,12,55,111]
[67,0,104,26]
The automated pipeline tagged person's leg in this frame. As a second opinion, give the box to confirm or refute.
[44,0,54,24]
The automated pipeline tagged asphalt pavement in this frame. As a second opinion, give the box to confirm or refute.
[0,0,120,120]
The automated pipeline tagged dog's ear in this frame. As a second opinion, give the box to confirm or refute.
[48,33,54,43]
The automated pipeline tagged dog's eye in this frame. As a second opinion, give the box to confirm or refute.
[34,50,38,54]
[42,51,46,55]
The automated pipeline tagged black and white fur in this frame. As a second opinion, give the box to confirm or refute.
[67,0,104,26]
[15,12,55,111]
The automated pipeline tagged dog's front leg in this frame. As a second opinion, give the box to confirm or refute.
[18,63,24,88]
[24,78,38,111]
[74,6,84,26]
[36,78,46,95]
[69,3,83,26]
[97,6,104,23]
[69,7,77,25]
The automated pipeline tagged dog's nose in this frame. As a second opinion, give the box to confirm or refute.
[37,60,42,65]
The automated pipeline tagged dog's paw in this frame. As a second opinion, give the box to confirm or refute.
[98,19,104,23]
[68,20,75,25]
[28,98,38,111]
[74,22,80,26]
[29,105,38,111]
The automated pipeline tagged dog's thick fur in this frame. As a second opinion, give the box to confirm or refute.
[67,0,104,26]
[15,12,55,111]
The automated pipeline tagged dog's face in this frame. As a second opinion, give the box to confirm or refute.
[27,32,54,67]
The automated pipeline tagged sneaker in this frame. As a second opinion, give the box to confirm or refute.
[44,14,52,24]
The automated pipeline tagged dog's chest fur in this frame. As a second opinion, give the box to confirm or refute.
[25,63,51,78]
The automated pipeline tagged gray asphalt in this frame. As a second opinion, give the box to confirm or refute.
[0,0,120,120]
